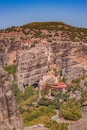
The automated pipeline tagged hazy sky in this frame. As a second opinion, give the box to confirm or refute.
[0,0,87,29]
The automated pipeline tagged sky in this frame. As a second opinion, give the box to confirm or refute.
[0,0,87,29]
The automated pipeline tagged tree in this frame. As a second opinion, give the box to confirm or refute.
[4,64,16,74]
[53,68,59,82]
[37,82,42,102]
[60,99,82,120]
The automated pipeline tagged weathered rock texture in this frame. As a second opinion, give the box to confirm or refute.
[51,42,87,80]
[0,68,23,130]
[0,40,87,91]
[16,43,55,90]
[24,124,49,130]
[0,53,4,67]
[0,23,87,91]
[16,42,87,91]
[68,117,87,130]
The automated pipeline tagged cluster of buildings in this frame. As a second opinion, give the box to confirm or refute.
[42,82,67,93]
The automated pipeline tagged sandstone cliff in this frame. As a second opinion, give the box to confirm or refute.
[16,41,87,91]
[0,22,87,91]
[0,22,87,130]
[0,68,23,130]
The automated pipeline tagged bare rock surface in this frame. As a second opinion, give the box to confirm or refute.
[24,124,49,130]
[0,68,23,130]
[16,42,87,91]
[68,117,87,130]
[0,41,87,91]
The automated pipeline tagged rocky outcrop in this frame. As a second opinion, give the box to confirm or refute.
[16,43,55,91]
[51,42,86,81]
[24,124,49,130]
[0,37,87,91]
[0,53,4,67]
[68,117,87,130]
[16,42,87,91]
[0,68,23,130]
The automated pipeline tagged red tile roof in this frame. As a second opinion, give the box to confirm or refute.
[52,82,67,89]
[52,85,67,89]
[42,82,67,90]
[53,82,66,85]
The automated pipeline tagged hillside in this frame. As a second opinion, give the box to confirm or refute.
[0,22,87,130]
[0,22,87,43]
[0,22,87,87]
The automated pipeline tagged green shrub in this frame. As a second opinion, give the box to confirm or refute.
[12,128,16,130]
[4,64,16,74]
[38,98,54,106]
[23,86,34,100]
[44,119,68,130]
[53,68,59,75]
[72,77,81,84]
[60,99,81,120]
[23,106,55,124]
[12,82,20,96]
[80,91,87,104]
[34,31,42,38]
[59,77,67,82]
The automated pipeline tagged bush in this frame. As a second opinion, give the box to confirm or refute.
[23,86,34,100]
[80,91,87,104]
[34,31,42,38]
[44,119,68,130]
[53,68,59,75]
[38,98,54,106]
[60,99,81,120]
[23,106,55,124]
[72,77,81,84]
[59,77,67,82]
[4,64,16,74]
[12,82,20,96]
[12,128,16,130]
[11,82,24,103]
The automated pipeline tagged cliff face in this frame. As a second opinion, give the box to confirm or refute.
[0,22,87,91]
[16,41,87,91]
[0,40,87,91]
[51,42,87,79]
[0,22,87,130]
[0,68,23,130]
[16,43,56,91]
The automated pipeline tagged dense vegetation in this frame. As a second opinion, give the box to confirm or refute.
[9,71,87,130]
[22,105,55,126]
[21,22,87,32]
[60,99,82,120]
[45,120,68,130]
[4,60,87,130]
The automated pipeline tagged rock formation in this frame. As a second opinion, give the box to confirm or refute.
[68,117,87,130]
[16,41,87,91]
[0,22,87,129]
[24,124,49,130]
[0,68,23,130]
[16,43,55,91]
